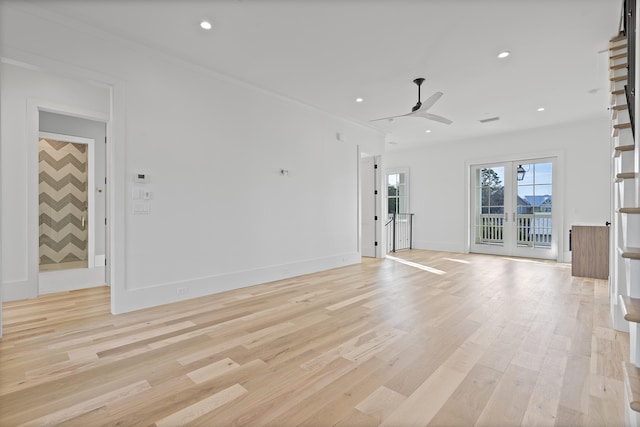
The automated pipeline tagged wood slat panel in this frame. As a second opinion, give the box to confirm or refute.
[609,43,628,52]
[614,122,632,129]
[623,362,640,413]
[610,74,628,82]
[611,62,629,70]
[615,144,635,154]
[617,172,637,180]
[622,248,640,260]
[620,296,640,323]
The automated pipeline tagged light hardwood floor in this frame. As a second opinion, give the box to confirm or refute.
[0,250,630,426]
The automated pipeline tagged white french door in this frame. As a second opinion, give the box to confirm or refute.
[470,158,557,260]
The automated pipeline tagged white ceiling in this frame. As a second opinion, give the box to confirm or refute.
[18,0,621,151]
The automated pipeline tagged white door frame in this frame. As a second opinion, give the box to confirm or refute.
[27,100,110,295]
[468,155,561,261]
[386,167,410,216]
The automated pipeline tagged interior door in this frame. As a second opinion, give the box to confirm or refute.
[470,159,557,260]
[360,156,377,257]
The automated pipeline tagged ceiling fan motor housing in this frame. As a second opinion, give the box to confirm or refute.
[412,78,425,112]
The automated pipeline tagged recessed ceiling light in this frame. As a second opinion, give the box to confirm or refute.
[355,98,364,103]
[537,107,545,112]
[200,20,212,30]
[497,51,510,59]
[425,130,431,133]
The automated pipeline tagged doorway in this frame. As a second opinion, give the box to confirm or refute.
[37,113,108,294]
[38,133,93,272]
[470,158,557,260]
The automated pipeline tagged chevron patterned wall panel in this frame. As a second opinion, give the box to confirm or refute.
[39,138,88,268]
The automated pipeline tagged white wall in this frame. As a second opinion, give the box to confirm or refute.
[384,117,611,262]
[0,4,384,313]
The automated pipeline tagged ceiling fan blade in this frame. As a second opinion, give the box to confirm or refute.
[415,91,444,112]
[419,112,453,124]
[369,111,414,122]
[369,85,448,123]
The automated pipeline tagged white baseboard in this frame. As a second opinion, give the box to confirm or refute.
[112,252,361,314]
[412,240,465,254]
[3,279,38,302]
[95,254,106,267]
[39,266,106,295]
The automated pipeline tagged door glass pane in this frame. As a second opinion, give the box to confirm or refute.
[39,138,89,271]
[475,166,505,245]
[516,162,552,248]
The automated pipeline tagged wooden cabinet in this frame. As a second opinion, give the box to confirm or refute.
[571,225,609,280]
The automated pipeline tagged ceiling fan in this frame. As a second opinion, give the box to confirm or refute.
[370,78,452,124]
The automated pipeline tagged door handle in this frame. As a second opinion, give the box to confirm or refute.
[605,221,611,226]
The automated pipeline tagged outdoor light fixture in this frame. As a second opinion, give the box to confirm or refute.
[516,164,526,181]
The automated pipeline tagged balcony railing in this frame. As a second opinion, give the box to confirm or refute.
[476,213,552,247]
[386,213,414,253]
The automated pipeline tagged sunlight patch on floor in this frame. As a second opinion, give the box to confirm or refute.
[386,255,446,275]
[501,257,568,268]
[443,258,471,264]
[501,257,547,264]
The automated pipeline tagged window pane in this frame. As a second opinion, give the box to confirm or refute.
[387,172,408,215]
[516,161,552,249]
[388,198,397,214]
[534,163,552,185]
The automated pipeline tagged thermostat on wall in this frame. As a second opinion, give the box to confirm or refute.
[134,173,148,183]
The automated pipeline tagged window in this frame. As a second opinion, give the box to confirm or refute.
[387,170,408,216]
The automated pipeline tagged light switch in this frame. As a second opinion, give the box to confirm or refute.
[132,188,144,200]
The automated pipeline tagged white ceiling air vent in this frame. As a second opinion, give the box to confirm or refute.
[479,116,500,123]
